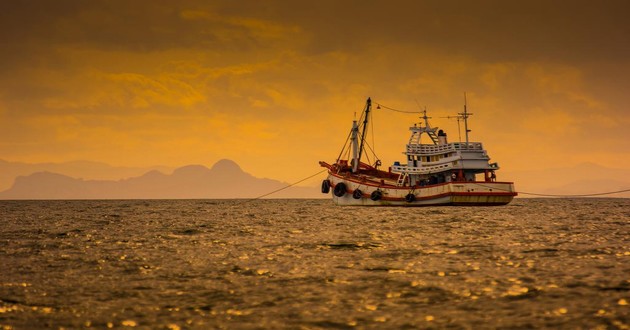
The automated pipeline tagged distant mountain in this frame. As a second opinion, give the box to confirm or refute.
[0,159,172,191]
[501,162,630,198]
[0,159,324,200]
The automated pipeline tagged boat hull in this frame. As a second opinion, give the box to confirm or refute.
[326,174,516,206]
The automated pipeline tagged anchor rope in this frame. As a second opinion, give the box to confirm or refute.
[516,189,630,197]
[472,183,630,197]
[242,169,328,203]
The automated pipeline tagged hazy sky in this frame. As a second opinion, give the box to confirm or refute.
[1,0,629,182]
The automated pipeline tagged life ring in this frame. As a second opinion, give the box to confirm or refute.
[370,190,383,201]
[321,180,330,194]
[333,182,347,197]
[352,189,363,199]
[405,193,416,203]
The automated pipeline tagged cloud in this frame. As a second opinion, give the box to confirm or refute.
[103,72,206,108]
[0,0,628,182]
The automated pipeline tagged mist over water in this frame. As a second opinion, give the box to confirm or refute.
[0,199,628,329]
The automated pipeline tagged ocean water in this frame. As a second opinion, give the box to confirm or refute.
[0,199,628,329]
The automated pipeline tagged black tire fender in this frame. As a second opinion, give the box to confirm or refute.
[321,180,331,194]
[352,189,363,199]
[370,190,383,201]
[333,182,347,197]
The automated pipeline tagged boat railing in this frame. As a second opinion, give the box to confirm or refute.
[452,142,483,150]
[391,162,453,174]
[406,144,456,155]
[407,142,483,154]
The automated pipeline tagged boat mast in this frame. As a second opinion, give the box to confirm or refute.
[422,109,439,144]
[351,120,359,172]
[460,93,472,145]
[357,97,371,164]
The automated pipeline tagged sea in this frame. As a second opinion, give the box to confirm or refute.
[0,199,628,329]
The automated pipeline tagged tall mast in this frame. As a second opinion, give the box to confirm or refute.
[357,97,371,163]
[459,93,472,145]
[422,109,439,144]
[351,120,359,172]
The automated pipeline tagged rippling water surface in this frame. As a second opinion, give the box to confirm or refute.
[1,199,629,329]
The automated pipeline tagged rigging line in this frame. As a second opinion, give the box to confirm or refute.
[472,183,630,197]
[241,169,329,203]
[370,108,376,158]
[362,137,373,165]
[335,128,353,162]
[359,133,380,164]
[343,145,352,162]
[336,103,367,162]
[374,101,424,114]
[516,188,630,197]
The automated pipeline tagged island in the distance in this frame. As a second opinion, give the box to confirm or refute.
[0,159,324,200]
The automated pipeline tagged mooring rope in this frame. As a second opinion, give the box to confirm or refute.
[516,188,630,197]
[241,169,329,203]
[472,183,630,197]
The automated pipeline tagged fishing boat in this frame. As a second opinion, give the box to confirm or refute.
[319,97,517,206]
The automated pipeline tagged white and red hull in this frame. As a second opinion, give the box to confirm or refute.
[326,173,516,206]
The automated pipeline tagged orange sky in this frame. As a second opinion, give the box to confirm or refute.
[1,0,629,184]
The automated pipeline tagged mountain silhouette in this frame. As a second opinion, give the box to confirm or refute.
[0,159,171,191]
[210,159,243,173]
[0,159,324,199]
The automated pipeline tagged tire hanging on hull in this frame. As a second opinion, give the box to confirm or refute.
[333,182,347,197]
[321,180,330,194]
[370,190,383,201]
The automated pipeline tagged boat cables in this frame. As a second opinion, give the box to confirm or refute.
[516,188,630,197]
[472,183,630,198]
[241,169,328,203]
[374,102,425,114]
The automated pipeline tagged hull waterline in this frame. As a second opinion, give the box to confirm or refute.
[326,174,516,207]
